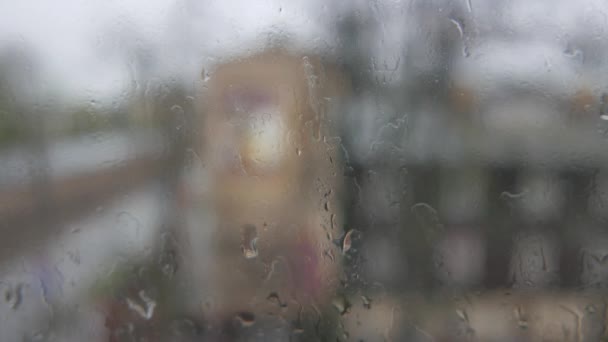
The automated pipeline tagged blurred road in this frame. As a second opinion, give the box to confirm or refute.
[0,181,167,341]
[0,130,168,261]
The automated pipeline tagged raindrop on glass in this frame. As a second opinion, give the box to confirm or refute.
[241,224,259,259]
[126,290,156,320]
[234,311,256,327]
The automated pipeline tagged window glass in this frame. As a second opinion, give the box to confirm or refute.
[1,0,608,340]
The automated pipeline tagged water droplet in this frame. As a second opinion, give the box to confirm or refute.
[267,292,280,303]
[159,232,178,278]
[600,94,608,120]
[514,306,528,330]
[241,224,258,259]
[361,295,371,309]
[332,295,350,315]
[126,290,156,320]
[564,46,584,62]
[201,68,211,82]
[456,308,469,322]
[500,190,527,200]
[160,253,177,278]
[449,18,470,57]
[517,320,528,330]
[267,292,287,308]
[171,104,184,115]
[342,229,355,254]
[450,18,464,37]
[201,296,216,314]
[234,311,256,327]
[1,282,22,309]
[323,248,335,262]
[510,232,559,288]
[296,148,302,156]
[68,250,81,265]
[411,203,444,244]
[115,211,141,237]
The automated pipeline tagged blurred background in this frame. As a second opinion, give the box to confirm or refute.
[1,0,608,340]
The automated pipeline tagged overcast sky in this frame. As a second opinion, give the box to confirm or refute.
[0,0,168,101]
[0,0,335,103]
[1,0,607,104]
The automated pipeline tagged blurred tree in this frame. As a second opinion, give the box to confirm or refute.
[0,44,32,146]
[68,107,112,135]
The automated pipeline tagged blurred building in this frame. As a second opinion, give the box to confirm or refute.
[186,49,351,334]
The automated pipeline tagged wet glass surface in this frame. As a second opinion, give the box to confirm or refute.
[2,0,608,340]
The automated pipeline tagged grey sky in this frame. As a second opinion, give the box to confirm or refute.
[0,0,336,102]
[2,0,607,103]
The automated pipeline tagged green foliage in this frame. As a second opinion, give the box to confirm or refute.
[0,108,26,146]
[69,108,112,135]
